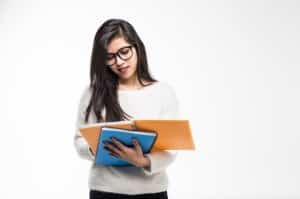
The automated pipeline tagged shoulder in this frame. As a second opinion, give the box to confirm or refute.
[155,81,180,119]
[79,85,93,105]
[153,81,177,97]
[151,81,179,108]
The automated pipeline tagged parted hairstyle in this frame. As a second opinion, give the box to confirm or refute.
[84,18,157,123]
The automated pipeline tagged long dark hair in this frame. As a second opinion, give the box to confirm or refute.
[84,19,157,123]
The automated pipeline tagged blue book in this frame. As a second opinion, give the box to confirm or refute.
[95,127,157,166]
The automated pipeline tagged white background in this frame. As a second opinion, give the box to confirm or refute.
[1,0,300,198]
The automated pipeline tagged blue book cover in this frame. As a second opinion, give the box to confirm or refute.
[95,127,157,166]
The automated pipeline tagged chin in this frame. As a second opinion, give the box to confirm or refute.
[119,72,135,80]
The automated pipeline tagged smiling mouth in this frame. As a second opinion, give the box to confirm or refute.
[118,66,129,73]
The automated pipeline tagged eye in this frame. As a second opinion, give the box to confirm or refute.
[106,54,114,60]
[119,48,130,55]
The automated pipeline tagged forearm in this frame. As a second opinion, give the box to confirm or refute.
[142,150,178,175]
[74,133,95,161]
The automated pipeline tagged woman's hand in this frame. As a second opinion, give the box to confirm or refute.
[103,137,150,168]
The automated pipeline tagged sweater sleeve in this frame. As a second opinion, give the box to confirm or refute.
[142,83,180,175]
[73,86,95,161]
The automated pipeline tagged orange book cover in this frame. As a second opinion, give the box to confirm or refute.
[79,119,195,155]
[79,121,135,154]
[134,120,195,151]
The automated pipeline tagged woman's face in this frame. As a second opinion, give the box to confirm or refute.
[105,37,138,82]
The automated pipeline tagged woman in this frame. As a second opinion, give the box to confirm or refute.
[74,18,180,199]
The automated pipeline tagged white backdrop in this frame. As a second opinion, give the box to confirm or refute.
[1,0,300,198]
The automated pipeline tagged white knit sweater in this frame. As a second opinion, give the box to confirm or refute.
[74,81,180,195]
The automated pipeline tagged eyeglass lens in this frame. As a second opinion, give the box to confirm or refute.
[106,46,133,66]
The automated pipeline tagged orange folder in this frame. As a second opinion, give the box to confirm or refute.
[79,121,134,154]
[79,120,195,155]
[134,120,195,151]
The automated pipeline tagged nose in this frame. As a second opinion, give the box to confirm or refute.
[115,55,125,66]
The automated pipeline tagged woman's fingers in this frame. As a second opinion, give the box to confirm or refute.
[103,141,122,156]
[108,150,120,158]
[110,137,127,151]
[132,139,143,154]
[104,138,144,166]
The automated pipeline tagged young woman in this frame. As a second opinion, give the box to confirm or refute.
[74,18,180,199]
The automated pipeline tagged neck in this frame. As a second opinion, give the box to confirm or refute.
[118,74,142,89]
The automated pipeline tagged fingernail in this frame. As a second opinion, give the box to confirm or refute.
[109,153,115,157]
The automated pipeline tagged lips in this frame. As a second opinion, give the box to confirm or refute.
[118,66,129,73]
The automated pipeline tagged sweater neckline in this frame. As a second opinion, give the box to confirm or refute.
[117,81,159,93]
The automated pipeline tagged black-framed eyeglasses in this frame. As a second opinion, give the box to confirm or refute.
[105,45,134,67]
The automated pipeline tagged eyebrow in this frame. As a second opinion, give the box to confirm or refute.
[106,45,131,54]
